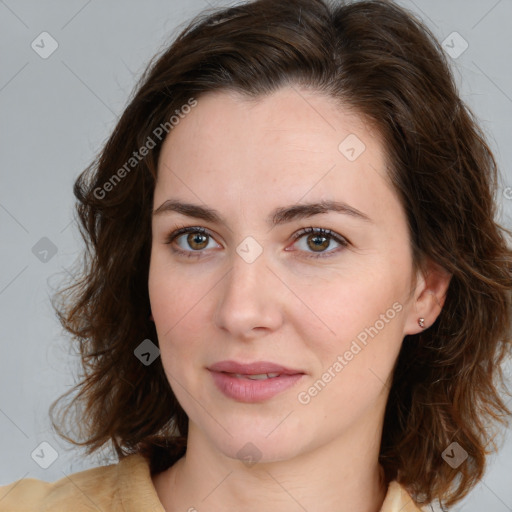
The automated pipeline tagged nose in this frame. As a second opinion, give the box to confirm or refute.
[213,248,284,340]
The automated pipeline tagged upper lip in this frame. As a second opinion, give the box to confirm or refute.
[208,360,305,375]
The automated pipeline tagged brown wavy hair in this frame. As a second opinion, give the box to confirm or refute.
[50,0,512,507]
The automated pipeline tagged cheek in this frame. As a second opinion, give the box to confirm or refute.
[148,256,213,362]
[299,265,405,346]
[297,275,405,417]
[149,246,201,325]
[296,268,407,411]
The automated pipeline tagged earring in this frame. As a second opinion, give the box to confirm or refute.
[418,317,425,328]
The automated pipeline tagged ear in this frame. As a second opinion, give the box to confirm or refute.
[403,258,452,335]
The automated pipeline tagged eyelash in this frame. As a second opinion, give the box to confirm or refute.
[164,225,349,260]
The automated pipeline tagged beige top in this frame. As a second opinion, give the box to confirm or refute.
[0,453,425,511]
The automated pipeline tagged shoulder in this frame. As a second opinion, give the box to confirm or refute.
[0,453,165,512]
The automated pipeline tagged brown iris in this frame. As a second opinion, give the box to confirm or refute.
[187,232,209,250]
[307,233,329,252]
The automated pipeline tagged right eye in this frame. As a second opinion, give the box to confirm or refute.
[165,226,222,257]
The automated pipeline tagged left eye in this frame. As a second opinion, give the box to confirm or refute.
[288,227,348,258]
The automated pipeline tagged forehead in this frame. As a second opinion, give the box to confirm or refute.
[154,86,399,224]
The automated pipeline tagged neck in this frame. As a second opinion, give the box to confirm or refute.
[153,418,388,512]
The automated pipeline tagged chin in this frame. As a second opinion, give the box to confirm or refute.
[220,436,302,466]
[197,413,309,465]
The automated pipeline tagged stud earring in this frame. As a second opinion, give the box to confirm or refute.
[418,317,425,328]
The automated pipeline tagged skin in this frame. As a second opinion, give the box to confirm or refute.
[148,86,451,512]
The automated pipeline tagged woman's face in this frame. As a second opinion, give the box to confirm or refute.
[149,86,424,463]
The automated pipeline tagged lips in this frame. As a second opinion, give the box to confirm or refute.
[208,360,306,402]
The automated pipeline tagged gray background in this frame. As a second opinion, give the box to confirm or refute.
[0,0,511,510]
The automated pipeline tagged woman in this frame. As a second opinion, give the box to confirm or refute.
[1,0,510,510]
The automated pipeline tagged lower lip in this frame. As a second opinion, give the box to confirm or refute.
[209,371,304,403]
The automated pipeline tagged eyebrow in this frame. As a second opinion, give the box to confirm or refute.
[153,199,372,226]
